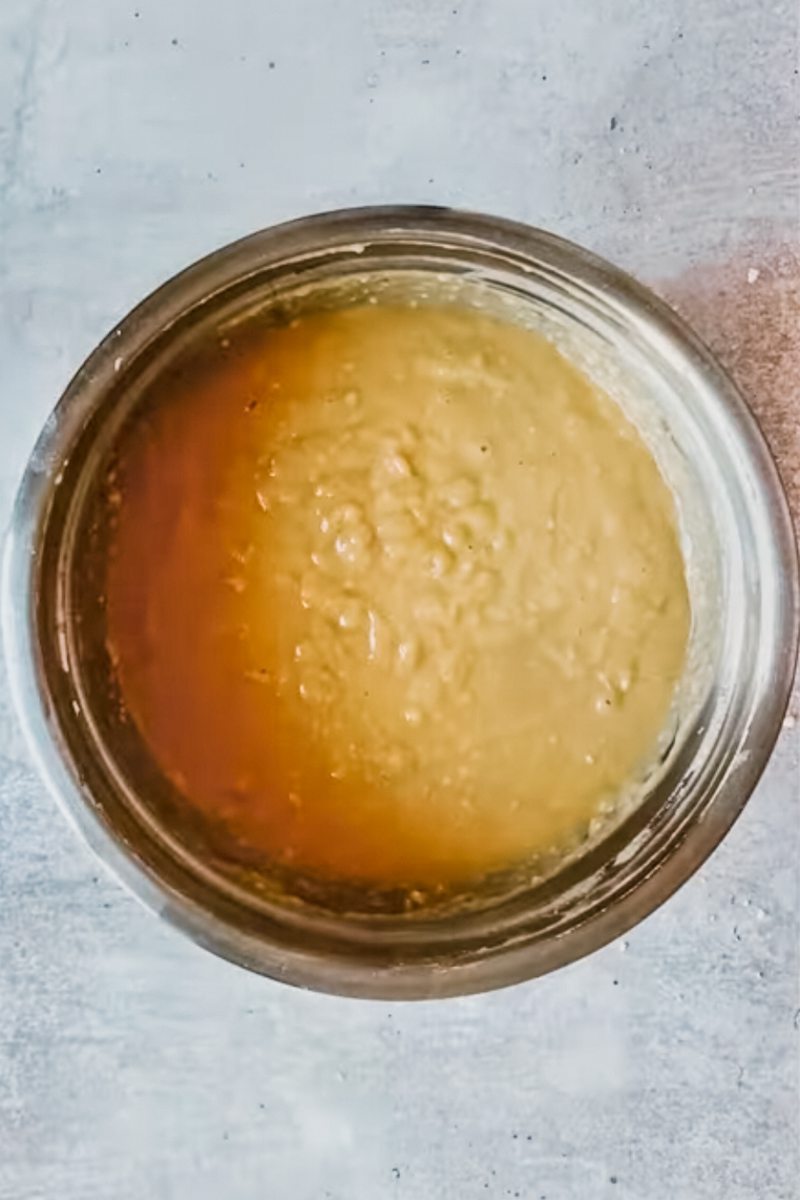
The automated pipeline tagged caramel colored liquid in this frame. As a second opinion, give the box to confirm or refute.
[105,304,689,889]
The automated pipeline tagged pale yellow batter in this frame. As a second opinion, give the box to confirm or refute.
[106,302,690,890]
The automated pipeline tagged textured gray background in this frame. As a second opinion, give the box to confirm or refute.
[1,2,798,1198]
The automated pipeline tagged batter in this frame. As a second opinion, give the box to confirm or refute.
[105,302,690,889]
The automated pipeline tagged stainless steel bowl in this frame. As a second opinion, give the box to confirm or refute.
[3,207,798,998]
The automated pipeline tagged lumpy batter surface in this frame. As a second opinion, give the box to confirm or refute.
[105,303,690,889]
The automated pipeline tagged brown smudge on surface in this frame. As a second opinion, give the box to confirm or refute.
[658,242,800,713]
[657,242,800,525]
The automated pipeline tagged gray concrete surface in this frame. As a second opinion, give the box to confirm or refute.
[1,2,798,1198]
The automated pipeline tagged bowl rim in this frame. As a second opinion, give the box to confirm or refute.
[3,204,798,999]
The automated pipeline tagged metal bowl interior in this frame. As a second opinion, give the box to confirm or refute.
[3,207,798,998]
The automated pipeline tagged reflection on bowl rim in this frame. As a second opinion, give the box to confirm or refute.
[3,206,798,999]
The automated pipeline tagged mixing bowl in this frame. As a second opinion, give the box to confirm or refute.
[3,207,797,998]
